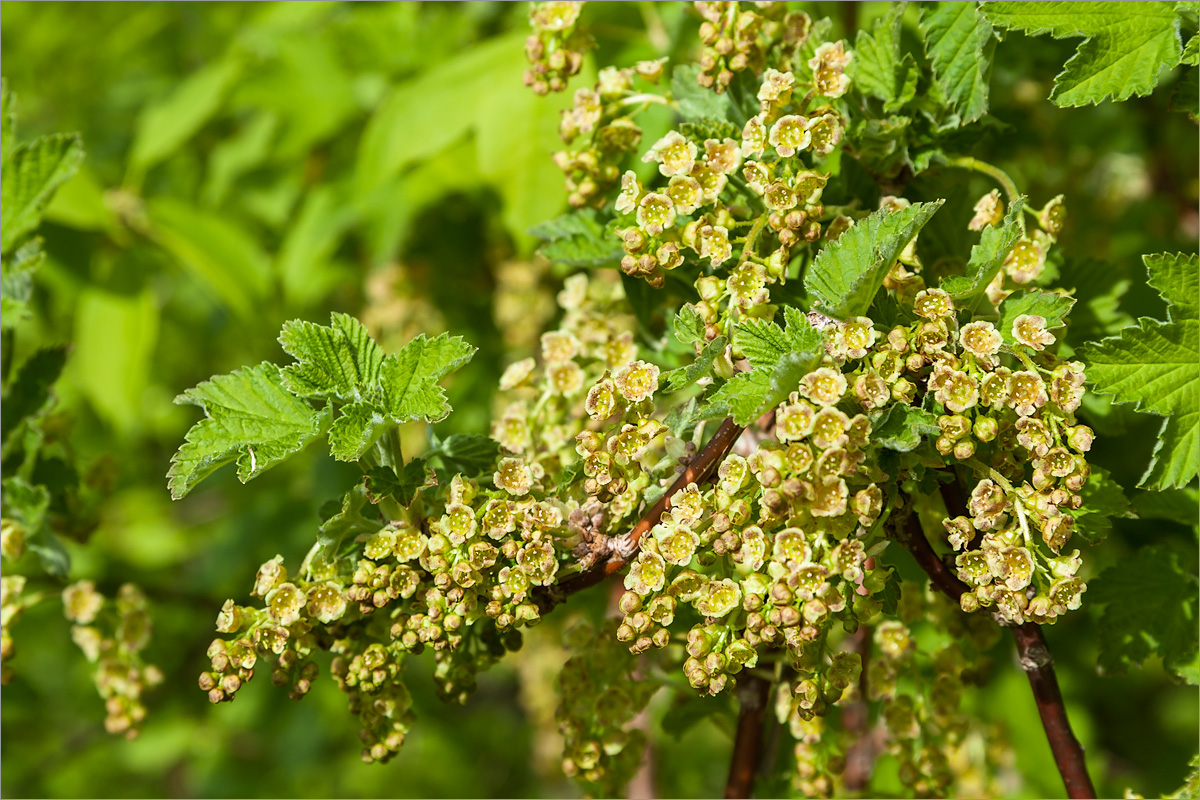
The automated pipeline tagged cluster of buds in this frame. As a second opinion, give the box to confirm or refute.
[981,194,1068,305]
[555,620,656,797]
[62,581,162,738]
[524,1,590,95]
[693,2,813,92]
[553,75,645,207]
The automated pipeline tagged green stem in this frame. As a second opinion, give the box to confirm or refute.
[737,214,768,268]
[944,156,1021,206]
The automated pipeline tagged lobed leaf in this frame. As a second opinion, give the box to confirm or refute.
[853,3,919,113]
[1145,251,1199,321]
[529,209,622,267]
[427,432,501,477]
[982,1,1185,106]
[804,201,943,320]
[280,313,386,403]
[169,362,330,499]
[380,333,476,424]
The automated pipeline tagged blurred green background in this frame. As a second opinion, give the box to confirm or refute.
[0,2,1196,797]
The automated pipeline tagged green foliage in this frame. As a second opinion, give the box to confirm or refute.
[1080,253,1200,489]
[998,288,1075,345]
[982,1,1191,106]
[529,209,623,267]
[853,4,919,113]
[804,201,943,320]
[1091,545,1199,684]
[921,2,995,122]
[941,198,1024,310]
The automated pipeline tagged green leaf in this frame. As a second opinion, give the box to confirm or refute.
[427,433,501,478]
[0,132,84,255]
[732,318,791,368]
[276,184,359,308]
[673,305,705,346]
[366,459,437,508]
[997,289,1075,345]
[943,198,1024,312]
[701,368,774,426]
[202,112,278,207]
[661,691,733,739]
[1,346,68,441]
[279,313,386,403]
[1090,545,1199,684]
[921,2,995,122]
[128,57,241,179]
[327,401,391,462]
[870,403,941,452]
[0,237,44,329]
[664,335,727,393]
[804,201,943,320]
[1145,251,1199,320]
[1068,465,1135,544]
[1131,486,1198,528]
[169,362,329,499]
[1171,65,1199,116]
[529,209,622,267]
[853,3,919,113]
[981,1,1185,106]
[1079,317,1199,488]
[671,64,733,122]
[379,333,476,424]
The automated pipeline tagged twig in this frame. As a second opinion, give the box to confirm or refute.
[537,418,744,610]
[840,626,878,792]
[724,671,771,799]
[902,513,1097,799]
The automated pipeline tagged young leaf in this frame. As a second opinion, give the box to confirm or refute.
[528,209,622,267]
[280,313,386,403]
[1,132,85,255]
[997,289,1075,345]
[921,2,995,122]
[169,362,330,499]
[379,333,476,424]
[1090,545,1199,684]
[870,403,941,452]
[663,335,727,394]
[981,1,1186,106]
[318,484,379,555]
[943,198,1024,311]
[853,3,919,112]
[804,201,943,320]
[732,318,791,368]
[701,368,774,425]
[1079,318,1199,489]
[327,400,391,462]
[673,305,705,346]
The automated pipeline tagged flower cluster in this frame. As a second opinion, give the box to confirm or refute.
[692,2,813,92]
[62,581,162,738]
[524,1,590,95]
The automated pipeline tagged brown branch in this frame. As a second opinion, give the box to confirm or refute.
[902,514,1097,799]
[724,671,771,799]
[537,417,744,611]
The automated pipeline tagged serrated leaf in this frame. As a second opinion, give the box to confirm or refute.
[1080,317,1199,489]
[678,118,741,141]
[673,305,705,346]
[943,199,1024,312]
[982,1,1185,106]
[733,318,791,368]
[365,458,436,508]
[327,401,391,462]
[0,237,44,329]
[1,346,68,442]
[1068,465,1134,544]
[428,433,500,477]
[380,333,476,424]
[529,209,622,267]
[1090,545,1198,683]
[169,362,329,499]
[1145,252,1199,320]
[1171,65,1199,117]
[702,368,774,425]
[997,290,1075,345]
[804,201,943,320]
[664,335,727,393]
[1131,486,1199,528]
[665,397,703,439]
[853,4,920,113]
[280,313,386,403]
[671,64,733,122]
[1,132,84,255]
[870,403,941,452]
[921,2,995,122]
